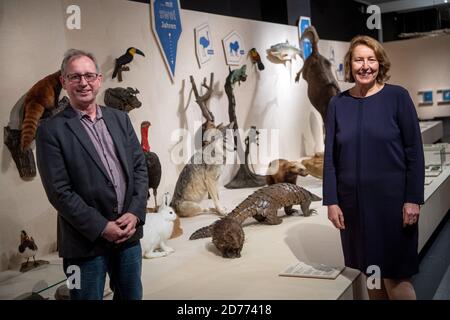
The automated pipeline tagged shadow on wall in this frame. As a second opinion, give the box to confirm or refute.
[175,78,188,173]
[284,222,344,267]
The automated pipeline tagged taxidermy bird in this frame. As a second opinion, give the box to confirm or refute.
[21,70,62,151]
[18,230,38,266]
[112,47,145,81]
[141,121,162,210]
[249,48,265,71]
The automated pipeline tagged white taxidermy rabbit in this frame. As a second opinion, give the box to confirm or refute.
[142,193,176,259]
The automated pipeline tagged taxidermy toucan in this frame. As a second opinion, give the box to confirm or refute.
[112,47,145,80]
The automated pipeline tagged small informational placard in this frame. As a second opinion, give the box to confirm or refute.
[151,0,182,81]
[279,261,344,280]
[298,16,312,60]
[222,31,246,66]
[437,89,450,105]
[195,23,214,68]
[418,90,434,106]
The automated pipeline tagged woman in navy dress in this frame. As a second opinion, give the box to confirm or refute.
[323,35,424,300]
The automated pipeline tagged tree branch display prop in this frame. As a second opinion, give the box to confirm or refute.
[225,125,267,189]
[222,65,265,189]
[189,72,215,125]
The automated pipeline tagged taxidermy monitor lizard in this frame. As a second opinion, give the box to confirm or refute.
[189,183,321,240]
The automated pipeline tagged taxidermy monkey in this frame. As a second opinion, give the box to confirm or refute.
[266,159,308,215]
[21,71,62,151]
[295,26,340,124]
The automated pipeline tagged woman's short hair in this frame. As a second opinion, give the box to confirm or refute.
[60,49,100,76]
[343,35,391,84]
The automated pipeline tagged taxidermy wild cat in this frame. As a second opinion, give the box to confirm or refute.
[171,122,233,217]
[142,193,176,258]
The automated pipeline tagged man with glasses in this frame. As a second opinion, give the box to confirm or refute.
[36,49,148,300]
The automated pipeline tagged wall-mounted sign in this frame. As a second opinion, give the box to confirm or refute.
[151,0,182,81]
[195,23,214,68]
[418,90,433,106]
[437,89,450,105]
[298,16,312,60]
[222,31,245,66]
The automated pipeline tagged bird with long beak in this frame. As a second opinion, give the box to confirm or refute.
[112,47,145,81]
[18,230,38,267]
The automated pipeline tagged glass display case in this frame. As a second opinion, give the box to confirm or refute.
[424,144,446,177]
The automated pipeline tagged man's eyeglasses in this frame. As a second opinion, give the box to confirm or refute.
[66,73,99,83]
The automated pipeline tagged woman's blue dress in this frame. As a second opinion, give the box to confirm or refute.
[323,84,425,278]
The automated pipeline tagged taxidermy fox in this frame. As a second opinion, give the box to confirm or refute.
[171,122,233,217]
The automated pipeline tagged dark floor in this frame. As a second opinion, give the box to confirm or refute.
[412,211,450,299]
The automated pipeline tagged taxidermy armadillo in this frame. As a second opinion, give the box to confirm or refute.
[189,183,321,240]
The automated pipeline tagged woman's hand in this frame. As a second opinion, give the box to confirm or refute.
[328,205,345,230]
[403,203,420,227]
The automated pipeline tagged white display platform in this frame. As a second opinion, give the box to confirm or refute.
[0,175,362,300]
[420,121,444,144]
[1,166,448,300]
[140,174,362,300]
[0,255,65,300]
[419,164,450,251]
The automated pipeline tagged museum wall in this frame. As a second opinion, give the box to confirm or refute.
[0,0,352,271]
[383,35,450,120]
[2,0,448,272]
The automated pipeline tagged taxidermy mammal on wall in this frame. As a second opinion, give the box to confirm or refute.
[171,122,234,217]
[142,193,176,259]
[21,70,62,151]
[190,183,322,240]
[266,159,309,214]
[104,87,142,113]
[295,26,340,124]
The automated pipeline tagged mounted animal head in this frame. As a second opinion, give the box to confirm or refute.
[104,87,142,113]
